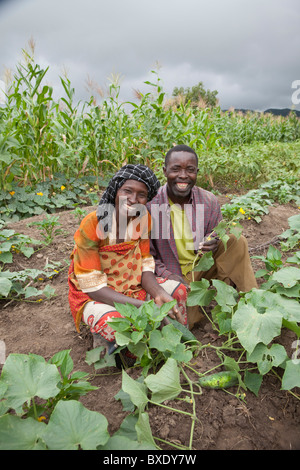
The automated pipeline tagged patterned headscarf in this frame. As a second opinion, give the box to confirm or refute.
[96,164,160,231]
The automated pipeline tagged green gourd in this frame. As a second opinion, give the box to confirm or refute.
[198,370,239,389]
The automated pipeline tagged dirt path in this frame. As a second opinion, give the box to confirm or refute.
[1,200,299,450]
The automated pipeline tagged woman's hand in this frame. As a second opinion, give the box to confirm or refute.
[88,286,144,308]
[141,271,185,326]
[154,291,185,326]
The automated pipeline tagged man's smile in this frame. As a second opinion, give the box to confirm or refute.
[175,182,190,191]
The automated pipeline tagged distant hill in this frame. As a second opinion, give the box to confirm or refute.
[264,108,300,118]
[224,108,300,118]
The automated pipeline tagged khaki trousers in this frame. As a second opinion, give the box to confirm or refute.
[184,234,257,329]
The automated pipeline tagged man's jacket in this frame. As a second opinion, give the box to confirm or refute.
[146,183,222,278]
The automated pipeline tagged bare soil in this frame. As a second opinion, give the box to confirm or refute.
[1,198,299,450]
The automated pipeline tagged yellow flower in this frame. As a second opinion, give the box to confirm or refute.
[36,192,44,196]
[38,416,47,422]
[9,191,15,196]
[38,278,44,281]
[239,208,246,215]
[61,185,66,191]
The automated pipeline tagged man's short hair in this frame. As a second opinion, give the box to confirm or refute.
[164,144,198,167]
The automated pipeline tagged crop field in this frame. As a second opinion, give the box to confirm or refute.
[0,54,299,451]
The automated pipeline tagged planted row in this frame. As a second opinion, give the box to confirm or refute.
[0,174,104,222]
[221,180,300,223]
[1,51,299,191]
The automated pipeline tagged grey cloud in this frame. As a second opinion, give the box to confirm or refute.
[0,0,299,110]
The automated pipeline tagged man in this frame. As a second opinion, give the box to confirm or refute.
[147,144,257,329]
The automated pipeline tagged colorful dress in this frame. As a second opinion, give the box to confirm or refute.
[68,210,187,342]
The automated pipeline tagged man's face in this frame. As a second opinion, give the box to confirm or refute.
[163,151,198,202]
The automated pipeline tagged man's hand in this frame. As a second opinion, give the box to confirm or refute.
[199,235,219,254]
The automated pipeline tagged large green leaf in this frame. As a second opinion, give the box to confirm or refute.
[111,414,139,441]
[42,400,109,450]
[157,300,177,319]
[212,305,232,334]
[0,381,8,416]
[282,319,300,337]
[145,358,182,403]
[85,346,116,370]
[0,278,12,297]
[135,411,157,449]
[243,370,263,397]
[48,349,73,378]
[149,326,192,362]
[0,354,60,411]
[171,343,193,363]
[114,331,132,347]
[212,279,238,309]
[247,343,288,375]
[0,414,46,450]
[99,412,156,450]
[149,324,182,353]
[271,267,300,288]
[281,360,300,390]
[121,370,148,411]
[187,279,215,306]
[99,434,154,450]
[244,289,300,323]
[287,214,300,231]
[232,302,282,354]
[193,251,214,272]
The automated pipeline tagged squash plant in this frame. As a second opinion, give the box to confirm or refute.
[107,300,197,375]
[0,349,156,450]
[109,248,300,449]
[187,247,300,395]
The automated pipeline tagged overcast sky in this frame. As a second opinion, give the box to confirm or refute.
[0,0,299,111]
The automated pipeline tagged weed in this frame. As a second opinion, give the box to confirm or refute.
[28,214,64,245]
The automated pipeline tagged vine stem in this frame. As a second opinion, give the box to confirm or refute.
[185,361,223,378]
[199,304,218,330]
[32,397,38,420]
[180,365,198,450]
[191,252,201,282]
[153,436,189,451]
[148,399,194,418]
[199,342,244,353]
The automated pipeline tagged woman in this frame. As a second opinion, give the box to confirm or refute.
[68,164,187,353]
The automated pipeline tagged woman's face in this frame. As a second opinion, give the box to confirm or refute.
[115,179,148,221]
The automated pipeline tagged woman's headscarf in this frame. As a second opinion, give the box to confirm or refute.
[96,164,160,233]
